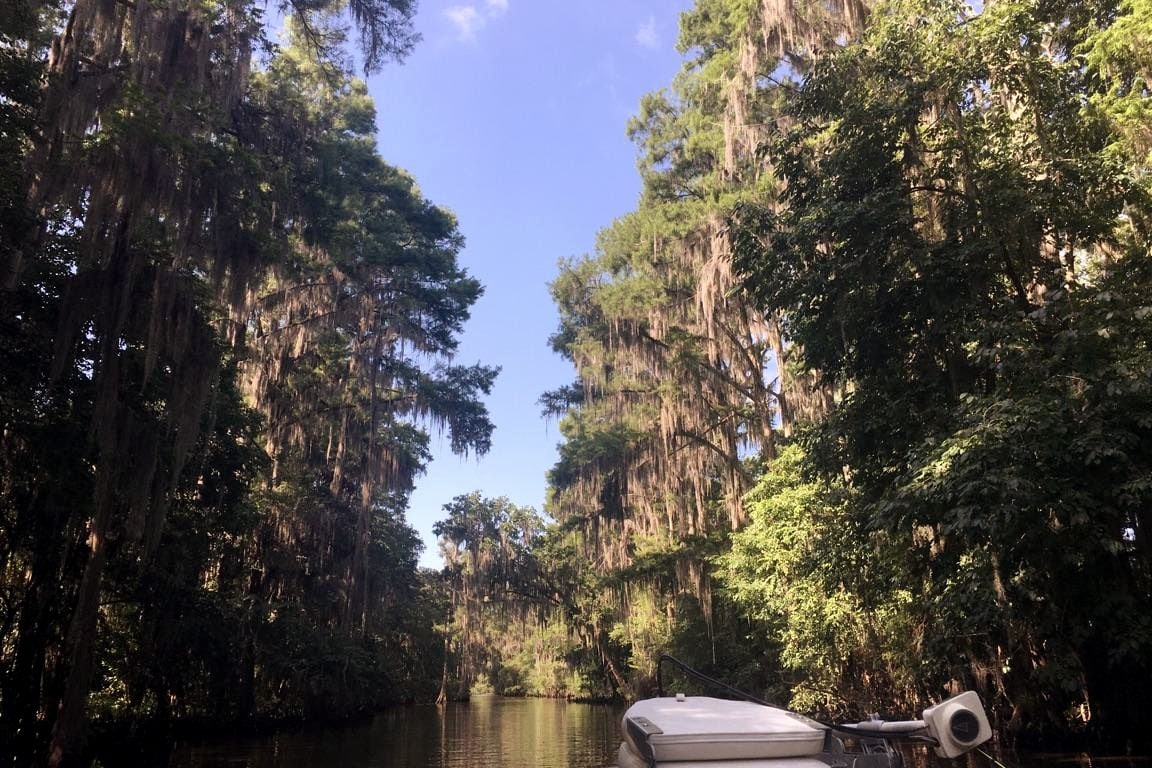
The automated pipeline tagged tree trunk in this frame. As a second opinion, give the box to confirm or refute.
[47,497,112,768]
[436,632,450,705]
[2,485,75,767]
[3,553,58,763]
[595,623,631,698]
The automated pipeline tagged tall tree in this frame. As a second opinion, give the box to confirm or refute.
[237,37,495,634]
[543,0,873,694]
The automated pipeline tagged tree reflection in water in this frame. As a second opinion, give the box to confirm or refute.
[169,696,626,768]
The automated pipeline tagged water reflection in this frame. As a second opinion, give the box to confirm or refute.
[169,696,626,768]
[168,698,1152,768]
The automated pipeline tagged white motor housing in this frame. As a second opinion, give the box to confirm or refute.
[922,691,992,758]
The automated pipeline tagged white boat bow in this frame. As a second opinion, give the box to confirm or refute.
[616,690,992,768]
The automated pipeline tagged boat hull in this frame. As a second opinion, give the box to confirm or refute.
[618,742,833,768]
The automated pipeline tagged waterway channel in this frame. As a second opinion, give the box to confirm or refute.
[164,695,1150,768]
[168,696,626,768]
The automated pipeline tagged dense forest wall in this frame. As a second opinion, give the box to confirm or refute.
[527,0,1152,754]
[0,1,493,765]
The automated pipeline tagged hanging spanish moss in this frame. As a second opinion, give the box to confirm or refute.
[1,0,492,763]
[543,0,870,687]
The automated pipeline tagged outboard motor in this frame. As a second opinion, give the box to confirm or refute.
[922,691,994,758]
[618,657,994,768]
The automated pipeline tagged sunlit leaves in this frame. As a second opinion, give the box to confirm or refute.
[731,0,1152,743]
[721,445,923,715]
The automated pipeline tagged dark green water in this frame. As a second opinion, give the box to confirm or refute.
[164,697,1151,768]
[168,697,626,768]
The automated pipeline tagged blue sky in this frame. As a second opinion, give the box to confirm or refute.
[366,0,697,567]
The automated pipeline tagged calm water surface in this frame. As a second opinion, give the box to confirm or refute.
[166,697,1152,768]
[168,697,626,768]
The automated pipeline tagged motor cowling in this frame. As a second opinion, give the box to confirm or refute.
[922,691,992,758]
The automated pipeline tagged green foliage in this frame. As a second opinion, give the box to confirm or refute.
[539,0,856,707]
[253,605,426,719]
[729,0,1152,747]
[528,0,1152,751]
[721,445,925,716]
[1080,0,1152,173]
[434,493,555,696]
[0,0,479,761]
